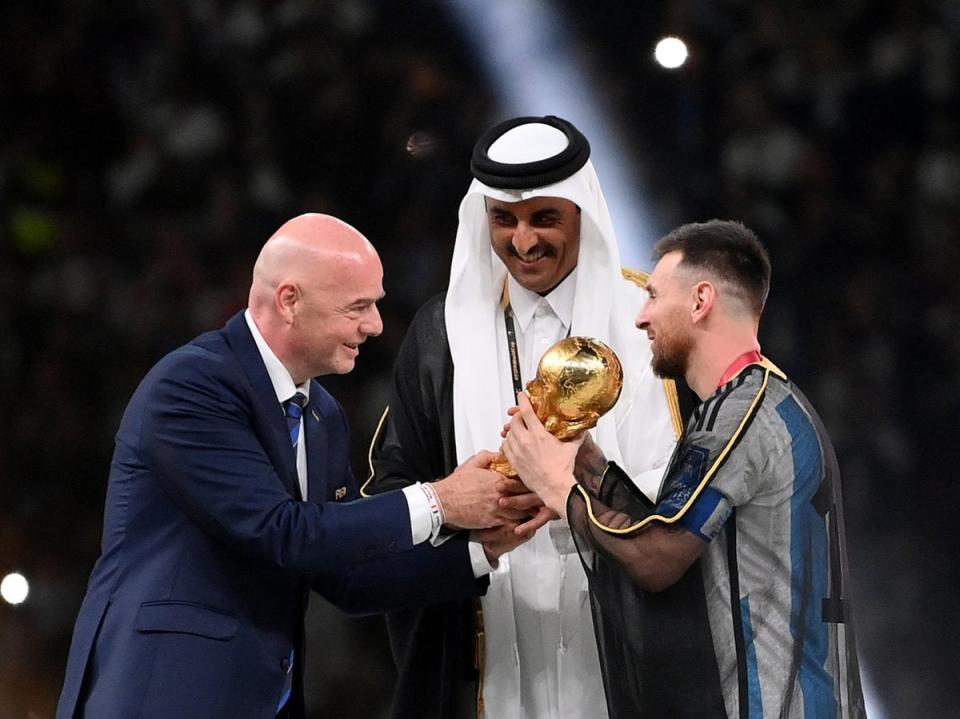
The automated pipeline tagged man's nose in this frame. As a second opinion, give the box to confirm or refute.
[512,224,538,255]
[362,305,383,337]
[636,304,650,330]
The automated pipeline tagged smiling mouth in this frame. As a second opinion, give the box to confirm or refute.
[511,245,553,264]
[516,253,550,265]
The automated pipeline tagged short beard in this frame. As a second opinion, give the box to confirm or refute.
[650,330,692,380]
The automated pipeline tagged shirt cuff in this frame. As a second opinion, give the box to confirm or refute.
[402,484,433,545]
[468,540,497,577]
[429,528,455,547]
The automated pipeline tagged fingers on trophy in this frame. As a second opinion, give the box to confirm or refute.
[488,336,624,477]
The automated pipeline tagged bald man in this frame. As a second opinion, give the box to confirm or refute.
[56,214,513,719]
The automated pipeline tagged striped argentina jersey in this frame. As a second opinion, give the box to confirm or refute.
[568,360,866,718]
[691,362,864,718]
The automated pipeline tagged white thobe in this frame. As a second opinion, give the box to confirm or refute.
[446,156,680,719]
[481,269,609,719]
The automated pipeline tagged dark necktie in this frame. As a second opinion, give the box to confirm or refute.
[285,392,307,450]
[277,392,307,714]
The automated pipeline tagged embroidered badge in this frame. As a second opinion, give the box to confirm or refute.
[657,444,710,517]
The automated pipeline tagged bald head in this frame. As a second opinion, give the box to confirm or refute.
[249,213,384,382]
[250,214,378,306]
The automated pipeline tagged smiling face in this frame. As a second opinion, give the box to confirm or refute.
[486,196,581,296]
[635,251,695,380]
[250,214,387,383]
[292,250,384,377]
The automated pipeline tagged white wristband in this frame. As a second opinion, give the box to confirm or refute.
[419,481,446,534]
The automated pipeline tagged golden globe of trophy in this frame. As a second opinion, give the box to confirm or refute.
[489,336,624,477]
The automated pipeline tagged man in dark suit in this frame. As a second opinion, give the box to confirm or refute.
[56,213,521,718]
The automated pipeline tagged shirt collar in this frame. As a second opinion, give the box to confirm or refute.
[717,349,764,388]
[244,309,311,404]
[506,266,577,333]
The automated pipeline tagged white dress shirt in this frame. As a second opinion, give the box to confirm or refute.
[245,310,312,500]
[482,268,609,719]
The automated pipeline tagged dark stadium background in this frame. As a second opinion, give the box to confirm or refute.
[1,1,957,716]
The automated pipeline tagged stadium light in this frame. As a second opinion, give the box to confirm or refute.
[1,572,29,605]
[654,36,688,69]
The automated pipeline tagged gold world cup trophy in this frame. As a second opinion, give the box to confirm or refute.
[489,336,624,477]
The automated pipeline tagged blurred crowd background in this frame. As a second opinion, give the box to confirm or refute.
[1,1,957,717]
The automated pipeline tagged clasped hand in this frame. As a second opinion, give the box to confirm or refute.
[432,449,553,561]
[500,392,583,519]
[433,392,589,562]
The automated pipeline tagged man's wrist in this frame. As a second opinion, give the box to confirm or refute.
[401,483,446,544]
[431,476,457,527]
[550,477,577,519]
[419,481,446,538]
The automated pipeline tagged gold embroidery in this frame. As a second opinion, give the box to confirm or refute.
[662,378,684,440]
[582,368,772,535]
[620,266,650,289]
[474,600,485,716]
[359,406,390,498]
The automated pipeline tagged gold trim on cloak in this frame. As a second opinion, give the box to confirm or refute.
[580,363,784,535]
[621,266,684,440]
[359,406,390,498]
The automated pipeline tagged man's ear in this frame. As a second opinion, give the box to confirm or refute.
[691,281,716,324]
[275,282,299,324]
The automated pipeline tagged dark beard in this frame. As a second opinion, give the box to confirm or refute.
[650,331,692,380]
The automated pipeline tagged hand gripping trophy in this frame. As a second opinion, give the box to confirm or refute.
[489,336,623,477]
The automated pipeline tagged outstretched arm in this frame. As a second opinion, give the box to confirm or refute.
[501,392,581,517]
[503,392,706,593]
[566,491,706,593]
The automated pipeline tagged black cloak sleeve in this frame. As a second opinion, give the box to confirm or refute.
[361,293,482,719]
[363,293,459,495]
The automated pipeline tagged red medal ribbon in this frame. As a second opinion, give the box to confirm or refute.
[717,350,763,389]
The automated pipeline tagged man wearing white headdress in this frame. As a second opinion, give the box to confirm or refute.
[363,116,687,719]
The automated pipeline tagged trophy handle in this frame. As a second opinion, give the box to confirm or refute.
[551,412,600,440]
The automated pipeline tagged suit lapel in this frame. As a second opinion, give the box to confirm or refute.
[304,389,328,502]
[222,312,300,498]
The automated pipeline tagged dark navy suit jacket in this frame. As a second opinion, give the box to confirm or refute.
[56,312,483,718]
